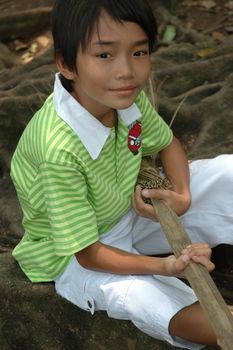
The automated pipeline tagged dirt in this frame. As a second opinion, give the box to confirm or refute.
[176,0,233,37]
[0,0,53,13]
[3,0,233,66]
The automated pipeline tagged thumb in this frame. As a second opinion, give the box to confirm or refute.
[141,188,167,200]
[175,254,190,273]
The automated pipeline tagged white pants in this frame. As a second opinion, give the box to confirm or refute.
[55,155,233,350]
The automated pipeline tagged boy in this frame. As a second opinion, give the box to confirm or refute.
[11,0,233,348]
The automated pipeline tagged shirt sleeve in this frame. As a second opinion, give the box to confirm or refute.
[135,90,173,156]
[40,161,99,256]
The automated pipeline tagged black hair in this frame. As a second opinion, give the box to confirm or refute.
[51,0,157,92]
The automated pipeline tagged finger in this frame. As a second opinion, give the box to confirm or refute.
[182,246,211,256]
[131,192,137,210]
[182,245,212,258]
[191,255,215,272]
[134,186,147,209]
[186,243,210,249]
[132,187,157,220]
[132,190,143,214]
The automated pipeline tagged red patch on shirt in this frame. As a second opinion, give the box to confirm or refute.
[128,121,142,155]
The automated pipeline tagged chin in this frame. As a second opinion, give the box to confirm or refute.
[112,96,138,110]
[117,102,134,110]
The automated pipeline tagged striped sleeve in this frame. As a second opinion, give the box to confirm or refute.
[40,161,99,256]
[136,91,173,156]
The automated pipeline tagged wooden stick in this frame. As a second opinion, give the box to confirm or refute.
[151,199,233,350]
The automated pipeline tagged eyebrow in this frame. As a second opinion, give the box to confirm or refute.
[93,39,149,46]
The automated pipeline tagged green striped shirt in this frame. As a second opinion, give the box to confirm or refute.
[11,78,173,282]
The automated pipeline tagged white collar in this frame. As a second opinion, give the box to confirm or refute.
[53,73,141,160]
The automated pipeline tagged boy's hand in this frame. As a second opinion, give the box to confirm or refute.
[132,185,191,221]
[164,243,215,277]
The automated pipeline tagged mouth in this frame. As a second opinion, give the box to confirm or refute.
[111,86,137,91]
[109,86,137,96]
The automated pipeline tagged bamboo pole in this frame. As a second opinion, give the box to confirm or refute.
[152,199,233,350]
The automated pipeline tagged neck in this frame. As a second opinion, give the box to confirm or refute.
[71,90,117,128]
[99,109,117,128]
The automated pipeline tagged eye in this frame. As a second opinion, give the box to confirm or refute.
[133,50,148,57]
[96,52,111,59]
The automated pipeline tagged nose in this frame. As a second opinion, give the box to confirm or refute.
[115,55,135,80]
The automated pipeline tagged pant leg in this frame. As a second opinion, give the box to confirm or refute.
[133,154,233,255]
[55,211,202,350]
[55,255,202,350]
[183,155,233,246]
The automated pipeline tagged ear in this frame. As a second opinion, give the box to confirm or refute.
[55,51,75,80]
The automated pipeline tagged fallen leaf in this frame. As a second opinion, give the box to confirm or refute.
[36,35,50,48]
[29,42,38,54]
[200,0,216,9]
[182,0,199,7]
[197,47,214,58]
[212,31,226,43]
[225,1,233,10]
[161,24,177,43]
[13,40,28,52]
[21,52,33,64]
[225,26,233,33]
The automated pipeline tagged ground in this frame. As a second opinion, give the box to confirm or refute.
[0,1,233,349]
[2,1,233,65]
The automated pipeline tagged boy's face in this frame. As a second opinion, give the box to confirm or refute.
[66,11,151,120]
